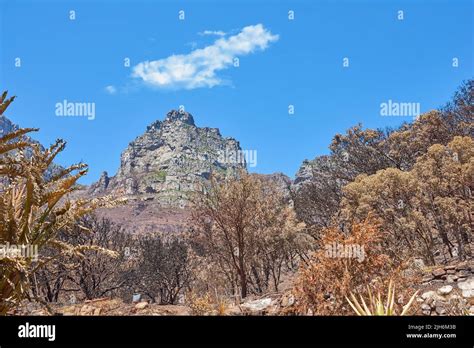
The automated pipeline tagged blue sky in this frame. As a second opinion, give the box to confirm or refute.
[1,0,472,184]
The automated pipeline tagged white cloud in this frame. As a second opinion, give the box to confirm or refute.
[198,30,226,37]
[105,85,117,94]
[131,24,279,90]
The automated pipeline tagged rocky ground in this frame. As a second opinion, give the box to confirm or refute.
[10,296,287,316]
[10,260,473,316]
[415,261,474,315]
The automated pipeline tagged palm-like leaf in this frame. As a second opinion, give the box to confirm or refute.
[346,280,419,316]
[0,91,115,315]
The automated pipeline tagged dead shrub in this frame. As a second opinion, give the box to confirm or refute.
[293,216,417,315]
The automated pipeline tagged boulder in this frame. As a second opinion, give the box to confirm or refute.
[421,275,433,283]
[421,291,437,301]
[458,277,474,291]
[135,302,149,310]
[281,293,295,307]
[420,303,431,311]
[435,303,446,315]
[446,275,458,283]
[413,258,426,269]
[461,290,474,301]
[241,298,273,313]
[432,268,446,278]
[79,305,96,315]
[421,304,431,315]
[437,285,453,296]
[455,264,469,271]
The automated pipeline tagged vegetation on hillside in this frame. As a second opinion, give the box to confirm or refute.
[0,79,472,315]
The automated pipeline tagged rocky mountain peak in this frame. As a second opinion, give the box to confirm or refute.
[91,109,245,207]
[89,171,110,195]
[164,109,195,126]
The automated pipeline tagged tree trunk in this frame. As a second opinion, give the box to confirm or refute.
[240,273,247,299]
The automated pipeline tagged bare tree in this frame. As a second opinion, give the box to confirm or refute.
[60,216,131,300]
[130,234,192,304]
[192,172,305,299]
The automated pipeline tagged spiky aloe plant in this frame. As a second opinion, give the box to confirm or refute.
[0,91,115,315]
[346,280,419,316]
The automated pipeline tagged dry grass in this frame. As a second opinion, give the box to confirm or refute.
[186,292,215,315]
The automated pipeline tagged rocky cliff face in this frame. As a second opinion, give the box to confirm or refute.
[90,110,246,207]
[0,115,62,179]
[291,155,338,192]
[292,159,315,189]
[256,172,292,200]
[0,115,18,136]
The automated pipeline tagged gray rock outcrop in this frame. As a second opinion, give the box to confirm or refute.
[91,110,246,207]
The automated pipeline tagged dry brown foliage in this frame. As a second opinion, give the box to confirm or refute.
[186,291,215,315]
[341,136,473,265]
[293,217,416,315]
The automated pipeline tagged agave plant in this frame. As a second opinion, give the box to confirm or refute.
[0,91,115,315]
[346,280,419,316]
